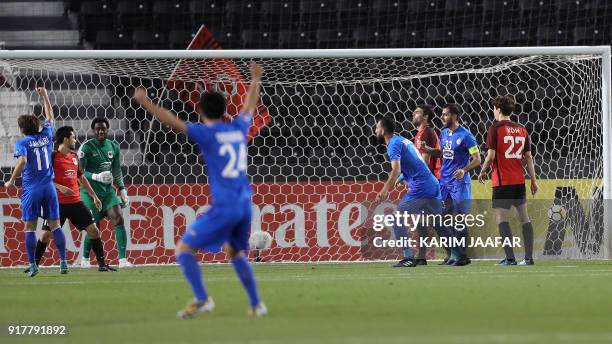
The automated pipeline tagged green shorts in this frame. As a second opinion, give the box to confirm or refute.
[80,189,122,222]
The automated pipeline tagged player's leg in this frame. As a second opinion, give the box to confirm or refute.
[41,184,67,274]
[36,222,52,266]
[69,202,116,271]
[106,203,132,267]
[175,207,230,318]
[438,184,455,265]
[449,184,472,266]
[228,201,266,316]
[513,185,534,265]
[494,186,517,265]
[391,198,417,267]
[79,190,104,266]
[21,189,41,276]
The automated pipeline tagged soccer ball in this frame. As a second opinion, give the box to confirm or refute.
[548,204,567,222]
[249,231,273,250]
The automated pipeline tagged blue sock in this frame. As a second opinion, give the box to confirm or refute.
[393,226,414,259]
[232,255,261,307]
[176,252,208,302]
[51,228,67,261]
[25,231,37,264]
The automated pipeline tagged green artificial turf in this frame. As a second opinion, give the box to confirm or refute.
[1,260,612,344]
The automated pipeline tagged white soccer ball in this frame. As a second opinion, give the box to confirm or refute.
[249,231,273,250]
[548,204,567,222]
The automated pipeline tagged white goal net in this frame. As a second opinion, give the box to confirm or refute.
[0,48,610,266]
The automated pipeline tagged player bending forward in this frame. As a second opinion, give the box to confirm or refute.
[4,87,65,276]
[27,126,116,272]
[134,62,267,318]
[375,116,456,268]
[479,96,538,266]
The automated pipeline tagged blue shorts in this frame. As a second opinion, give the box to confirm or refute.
[21,182,60,221]
[440,182,472,214]
[181,200,252,253]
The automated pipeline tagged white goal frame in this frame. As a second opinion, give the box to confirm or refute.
[0,46,610,259]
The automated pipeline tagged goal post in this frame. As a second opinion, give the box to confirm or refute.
[0,46,610,266]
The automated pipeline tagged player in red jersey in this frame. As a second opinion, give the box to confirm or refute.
[478,96,539,266]
[412,104,441,179]
[28,126,115,272]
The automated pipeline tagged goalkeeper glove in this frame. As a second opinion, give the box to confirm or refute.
[92,171,113,185]
[120,188,130,207]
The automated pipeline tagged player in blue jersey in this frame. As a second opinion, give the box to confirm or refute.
[134,63,266,318]
[375,116,456,268]
[4,87,67,276]
[423,104,481,266]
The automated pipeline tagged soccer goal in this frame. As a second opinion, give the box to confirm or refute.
[0,47,610,266]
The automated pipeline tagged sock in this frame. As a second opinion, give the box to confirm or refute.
[417,226,428,259]
[393,225,414,259]
[455,225,469,259]
[232,255,261,307]
[498,222,516,260]
[114,225,127,259]
[522,222,534,260]
[90,238,106,266]
[83,233,91,259]
[35,240,48,266]
[176,252,208,302]
[51,228,67,262]
[25,231,37,265]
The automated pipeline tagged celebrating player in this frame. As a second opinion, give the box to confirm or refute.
[26,126,116,272]
[77,117,133,268]
[479,96,538,266]
[134,62,267,318]
[423,104,481,266]
[375,116,455,268]
[4,87,66,276]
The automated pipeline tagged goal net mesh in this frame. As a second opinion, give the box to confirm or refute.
[0,53,606,266]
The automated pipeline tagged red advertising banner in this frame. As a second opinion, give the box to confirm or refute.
[0,181,411,267]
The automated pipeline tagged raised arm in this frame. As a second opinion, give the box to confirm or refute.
[134,88,187,135]
[36,87,54,121]
[241,62,264,117]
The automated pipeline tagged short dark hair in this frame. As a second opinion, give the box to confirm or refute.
[378,116,396,134]
[492,96,515,116]
[416,104,434,122]
[90,117,110,130]
[17,115,40,136]
[443,103,461,118]
[56,126,74,146]
[199,91,226,119]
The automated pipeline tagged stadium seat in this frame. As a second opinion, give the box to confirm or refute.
[132,30,168,49]
[536,25,571,45]
[153,1,188,30]
[261,1,299,30]
[168,30,195,48]
[352,27,387,48]
[79,1,115,42]
[224,0,259,29]
[95,30,131,49]
[299,0,336,30]
[316,29,350,48]
[573,26,605,44]
[240,31,275,49]
[116,1,151,31]
[335,0,370,29]
[279,30,314,49]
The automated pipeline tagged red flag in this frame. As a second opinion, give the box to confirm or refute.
[165,25,271,141]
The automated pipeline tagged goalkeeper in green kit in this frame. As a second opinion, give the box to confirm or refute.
[77,117,134,268]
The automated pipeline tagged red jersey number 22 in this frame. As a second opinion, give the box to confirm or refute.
[503,136,525,159]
